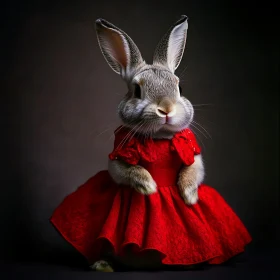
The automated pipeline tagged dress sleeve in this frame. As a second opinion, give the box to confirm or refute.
[108,126,140,165]
[172,129,201,166]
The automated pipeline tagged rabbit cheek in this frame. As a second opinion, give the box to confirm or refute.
[171,101,192,128]
[118,99,145,123]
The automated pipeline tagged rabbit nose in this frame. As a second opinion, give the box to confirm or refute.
[156,106,176,117]
[157,108,169,115]
[156,99,176,117]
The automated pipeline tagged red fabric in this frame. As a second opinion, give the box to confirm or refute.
[50,126,252,265]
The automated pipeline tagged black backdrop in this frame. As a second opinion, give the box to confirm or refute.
[1,0,279,265]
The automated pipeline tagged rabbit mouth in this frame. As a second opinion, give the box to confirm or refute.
[159,114,179,127]
[165,116,170,124]
[159,115,193,132]
[163,117,176,127]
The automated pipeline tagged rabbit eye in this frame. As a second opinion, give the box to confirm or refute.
[179,85,182,95]
[134,84,141,99]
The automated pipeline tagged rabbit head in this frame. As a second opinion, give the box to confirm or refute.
[95,15,193,138]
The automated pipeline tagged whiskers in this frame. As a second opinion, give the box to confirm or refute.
[189,118,212,150]
[92,119,134,143]
[91,104,214,153]
[191,120,212,139]
[115,120,146,151]
[141,120,158,141]
[92,123,117,139]
[192,103,214,107]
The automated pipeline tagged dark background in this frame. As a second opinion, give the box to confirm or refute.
[1,0,279,268]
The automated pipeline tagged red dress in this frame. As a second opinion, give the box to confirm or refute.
[50,127,252,265]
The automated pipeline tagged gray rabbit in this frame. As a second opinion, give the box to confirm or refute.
[93,15,204,271]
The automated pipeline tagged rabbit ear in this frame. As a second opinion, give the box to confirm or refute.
[153,15,188,73]
[95,18,144,79]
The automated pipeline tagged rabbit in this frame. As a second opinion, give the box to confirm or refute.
[91,15,205,272]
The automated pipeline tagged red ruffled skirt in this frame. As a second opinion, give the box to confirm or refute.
[50,170,252,265]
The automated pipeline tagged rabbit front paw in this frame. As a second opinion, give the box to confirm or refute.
[130,166,157,195]
[181,185,199,205]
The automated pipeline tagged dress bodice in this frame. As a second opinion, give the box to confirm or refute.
[138,140,184,187]
[109,126,201,187]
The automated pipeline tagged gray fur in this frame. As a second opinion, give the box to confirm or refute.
[108,159,157,195]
